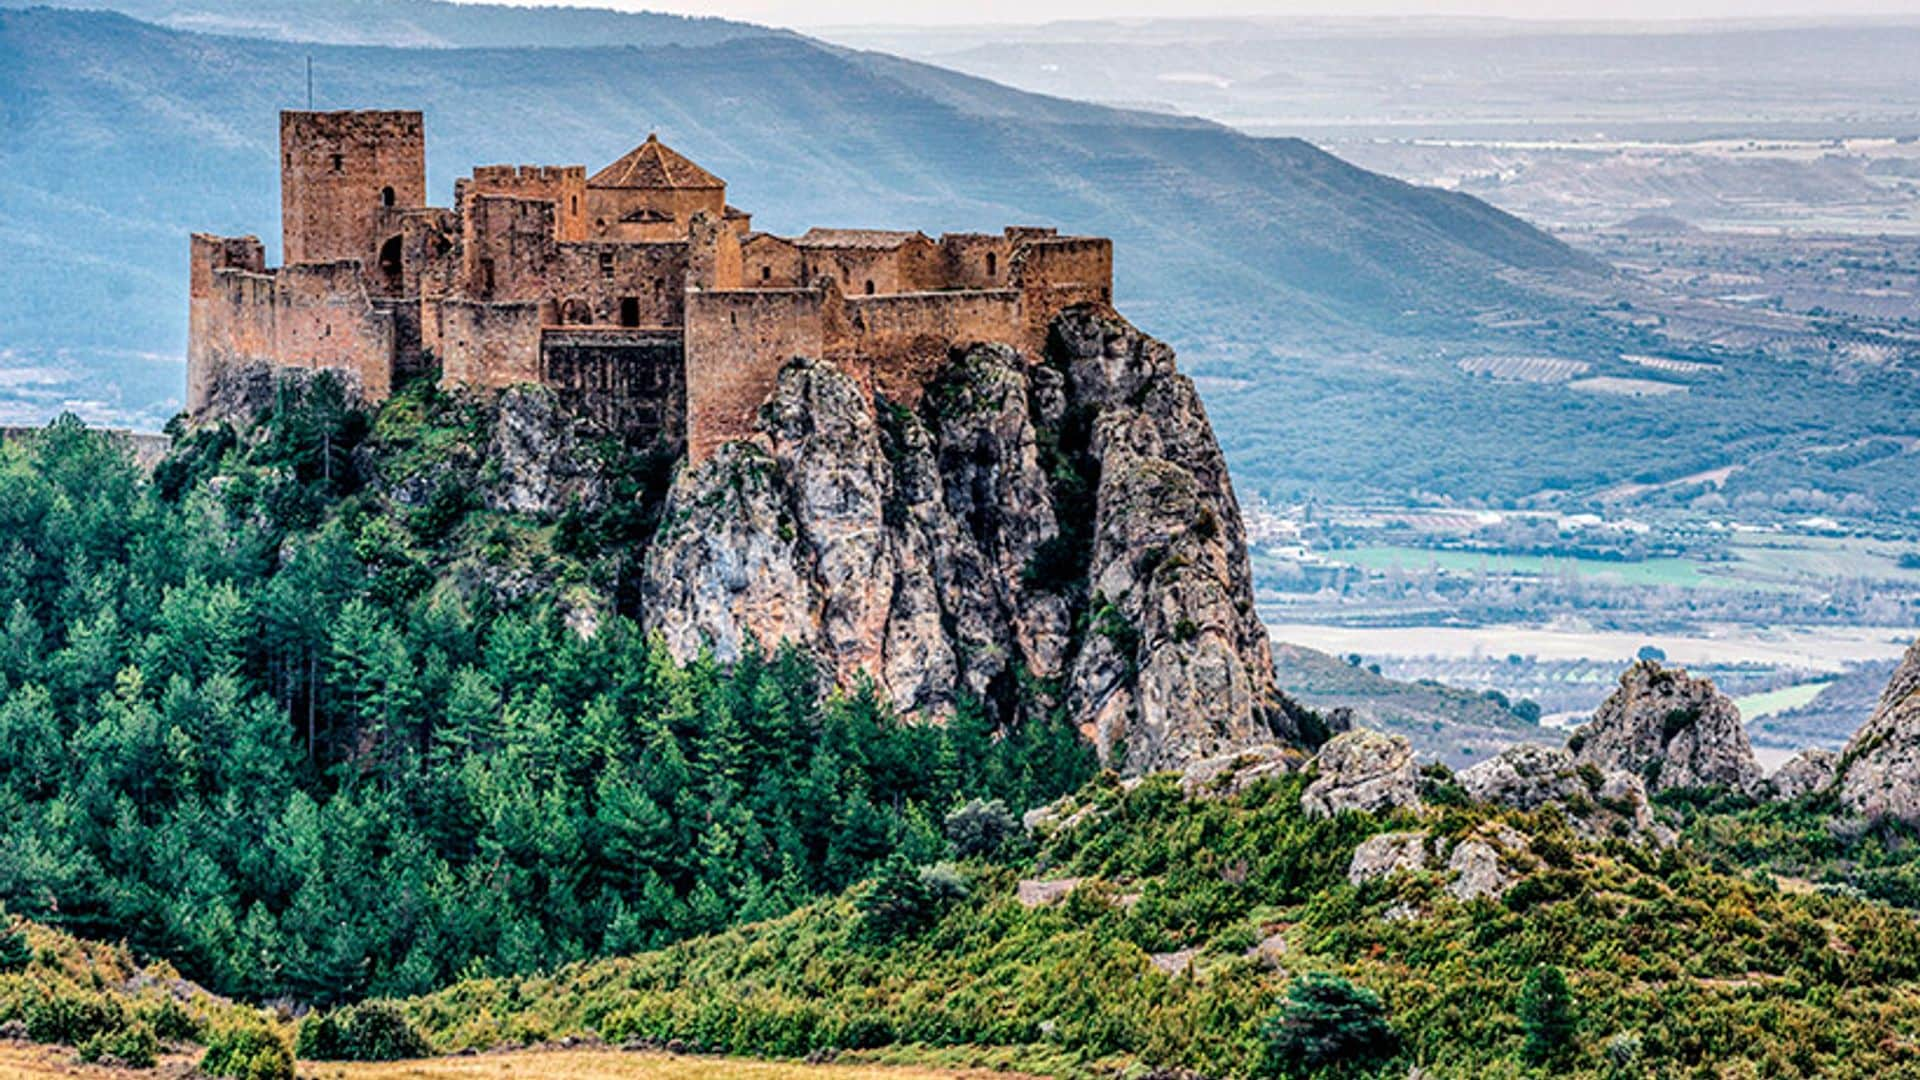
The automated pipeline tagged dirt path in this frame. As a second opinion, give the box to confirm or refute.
[0,1043,1036,1080]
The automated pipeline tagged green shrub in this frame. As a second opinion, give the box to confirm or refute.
[24,990,125,1045]
[0,924,30,973]
[136,996,204,1044]
[945,798,1017,858]
[200,1021,294,1080]
[1258,973,1398,1077]
[78,1021,158,1068]
[295,1000,432,1061]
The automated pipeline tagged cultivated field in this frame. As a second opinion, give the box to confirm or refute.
[1623,354,1722,376]
[1456,355,1591,382]
[1568,375,1689,397]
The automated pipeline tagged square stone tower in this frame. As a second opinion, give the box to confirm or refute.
[281,110,426,267]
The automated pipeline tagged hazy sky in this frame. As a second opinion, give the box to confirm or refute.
[578,0,1920,28]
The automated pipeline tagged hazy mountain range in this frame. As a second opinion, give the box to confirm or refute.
[0,0,1590,431]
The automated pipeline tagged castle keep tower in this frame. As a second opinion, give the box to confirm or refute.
[281,110,426,266]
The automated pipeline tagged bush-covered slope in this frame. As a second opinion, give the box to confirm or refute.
[0,912,282,1071]
[395,769,1920,1078]
[0,397,1096,1006]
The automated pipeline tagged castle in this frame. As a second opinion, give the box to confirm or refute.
[189,110,1114,460]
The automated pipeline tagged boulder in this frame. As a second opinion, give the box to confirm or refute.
[1446,824,1531,903]
[1301,729,1420,818]
[1836,638,1920,822]
[1570,660,1764,796]
[1768,748,1839,802]
[1347,831,1433,886]
[1015,877,1085,908]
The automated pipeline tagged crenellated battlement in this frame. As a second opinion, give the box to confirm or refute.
[189,110,1116,463]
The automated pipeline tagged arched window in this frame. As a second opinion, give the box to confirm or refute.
[570,195,579,215]
[761,265,771,282]
[381,185,395,208]
[864,280,875,295]
[986,252,997,277]
[330,153,343,173]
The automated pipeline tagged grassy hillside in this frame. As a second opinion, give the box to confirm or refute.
[0,5,1590,430]
[387,769,1920,1078]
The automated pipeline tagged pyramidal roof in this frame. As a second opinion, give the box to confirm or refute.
[589,134,724,190]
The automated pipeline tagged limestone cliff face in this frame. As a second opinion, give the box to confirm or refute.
[1835,638,1920,822]
[640,306,1313,771]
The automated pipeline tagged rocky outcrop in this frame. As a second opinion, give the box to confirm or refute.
[1458,743,1667,845]
[1178,743,1300,800]
[1769,748,1838,802]
[1570,661,1764,797]
[484,386,612,516]
[1347,831,1432,886]
[1835,638,1920,822]
[640,307,1313,771]
[1457,743,1592,811]
[1301,729,1420,818]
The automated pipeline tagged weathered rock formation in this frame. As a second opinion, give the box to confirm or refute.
[1445,824,1532,903]
[1347,831,1432,886]
[1769,748,1839,803]
[1301,729,1420,818]
[1569,660,1764,797]
[1835,638,1920,822]
[1458,743,1666,845]
[640,307,1316,773]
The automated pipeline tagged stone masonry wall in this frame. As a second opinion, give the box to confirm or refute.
[463,194,559,301]
[685,289,826,461]
[588,185,726,243]
[549,242,689,328]
[271,262,398,400]
[540,329,686,449]
[466,165,588,242]
[436,299,543,389]
[842,290,1024,405]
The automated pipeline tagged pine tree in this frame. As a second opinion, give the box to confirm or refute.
[1520,963,1576,1065]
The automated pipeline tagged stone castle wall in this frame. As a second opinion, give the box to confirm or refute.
[436,299,543,388]
[842,289,1024,404]
[541,329,686,448]
[685,289,827,461]
[588,185,725,243]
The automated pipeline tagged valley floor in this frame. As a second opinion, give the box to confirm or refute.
[0,1043,1028,1080]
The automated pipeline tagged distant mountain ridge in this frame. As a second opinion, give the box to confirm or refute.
[0,2,1594,425]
